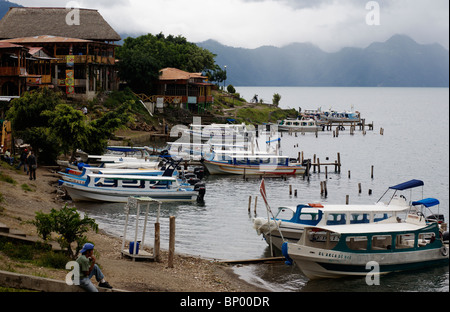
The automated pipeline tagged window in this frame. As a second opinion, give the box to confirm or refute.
[350,213,370,224]
[418,232,436,248]
[326,213,346,225]
[275,208,294,221]
[374,213,391,222]
[346,236,368,250]
[371,235,392,250]
[122,179,142,188]
[305,229,340,249]
[395,233,415,249]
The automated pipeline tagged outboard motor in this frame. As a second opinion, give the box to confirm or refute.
[194,182,206,202]
[193,167,205,180]
[426,214,445,224]
[184,173,200,185]
[442,231,449,243]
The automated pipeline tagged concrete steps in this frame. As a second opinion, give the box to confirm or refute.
[0,221,60,250]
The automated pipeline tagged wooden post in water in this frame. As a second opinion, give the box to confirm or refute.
[337,153,341,173]
[313,154,317,172]
[254,196,258,215]
[325,166,328,179]
[348,170,351,179]
[248,196,252,214]
[346,195,349,205]
[358,183,362,194]
[317,158,321,173]
[154,222,160,262]
[289,185,292,196]
[371,165,374,179]
[168,216,175,268]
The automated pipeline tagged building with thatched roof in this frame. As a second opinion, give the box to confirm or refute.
[0,7,120,42]
[0,7,120,99]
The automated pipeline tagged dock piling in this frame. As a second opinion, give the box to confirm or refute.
[168,216,175,268]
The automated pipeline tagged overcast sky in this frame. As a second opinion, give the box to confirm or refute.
[13,0,449,52]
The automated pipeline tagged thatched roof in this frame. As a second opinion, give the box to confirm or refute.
[0,7,121,42]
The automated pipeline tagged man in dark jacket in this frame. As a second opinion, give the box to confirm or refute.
[16,149,29,173]
[27,151,37,180]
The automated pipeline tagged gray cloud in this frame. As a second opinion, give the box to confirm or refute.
[12,0,449,51]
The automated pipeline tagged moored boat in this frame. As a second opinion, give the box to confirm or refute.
[60,174,205,203]
[254,179,447,251]
[203,153,305,175]
[282,216,449,279]
[278,118,322,132]
[254,201,411,251]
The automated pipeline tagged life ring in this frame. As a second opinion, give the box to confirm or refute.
[440,246,448,257]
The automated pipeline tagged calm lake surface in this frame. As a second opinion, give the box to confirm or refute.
[75,87,449,292]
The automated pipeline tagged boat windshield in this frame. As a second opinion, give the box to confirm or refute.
[304,228,340,249]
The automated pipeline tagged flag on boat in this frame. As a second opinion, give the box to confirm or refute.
[260,178,268,206]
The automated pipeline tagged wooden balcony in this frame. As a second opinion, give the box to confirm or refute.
[26,75,53,85]
[0,67,21,76]
[55,55,115,65]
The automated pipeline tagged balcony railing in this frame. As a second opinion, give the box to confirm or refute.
[0,67,22,76]
[55,55,115,65]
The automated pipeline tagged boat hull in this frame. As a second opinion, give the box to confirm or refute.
[286,244,449,279]
[278,125,322,132]
[63,184,198,203]
[203,160,305,175]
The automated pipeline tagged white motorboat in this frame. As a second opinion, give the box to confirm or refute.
[59,174,205,203]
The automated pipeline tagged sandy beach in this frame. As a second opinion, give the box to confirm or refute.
[0,164,267,292]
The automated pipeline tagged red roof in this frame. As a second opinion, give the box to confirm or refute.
[159,67,207,80]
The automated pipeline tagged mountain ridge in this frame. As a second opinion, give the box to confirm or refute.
[197,35,449,87]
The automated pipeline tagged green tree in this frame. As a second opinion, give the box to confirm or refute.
[6,88,63,162]
[272,93,282,106]
[31,205,98,259]
[83,100,135,155]
[43,104,90,160]
[7,88,134,163]
[116,33,217,93]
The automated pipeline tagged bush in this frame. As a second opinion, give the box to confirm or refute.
[30,205,98,259]
[272,93,281,106]
[37,251,70,269]
[227,84,236,94]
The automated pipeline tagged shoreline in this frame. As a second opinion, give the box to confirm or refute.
[0,164,268,292]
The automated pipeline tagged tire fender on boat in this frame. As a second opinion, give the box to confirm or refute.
[440,246,448,257]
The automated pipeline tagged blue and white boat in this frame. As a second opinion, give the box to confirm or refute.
[203,151,305,176]
[254,179,445,251]
[60,174,205,203]
[58,167,171,184]
[282,215,448,279]
[253,201,410,251]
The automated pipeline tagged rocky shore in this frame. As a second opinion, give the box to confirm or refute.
[0,164,266,292]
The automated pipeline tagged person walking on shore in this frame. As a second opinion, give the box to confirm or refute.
[16,149,28,173]
[76,243,113,292]
[27,150,37,180]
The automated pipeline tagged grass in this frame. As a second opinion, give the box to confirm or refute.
[0,238,70,270]
[0,170,17,185]
[21,183,35,192]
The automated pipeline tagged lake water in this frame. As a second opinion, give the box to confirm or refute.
[75,87,449,292]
